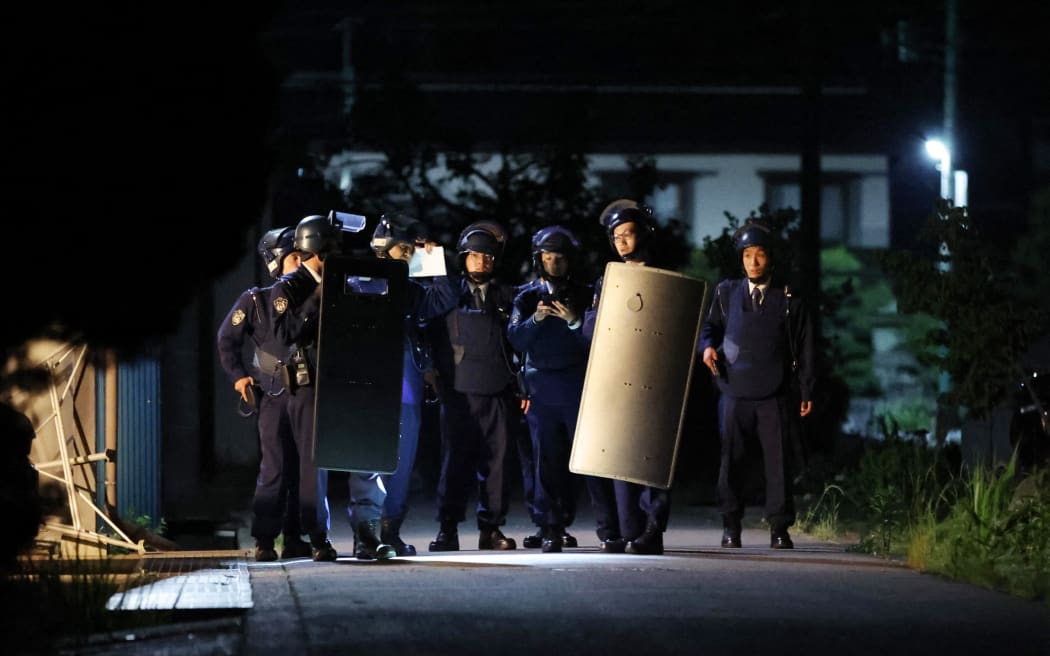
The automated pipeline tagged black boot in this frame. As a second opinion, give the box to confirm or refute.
[770,527,794,549]
[478,527,517,550]
[254,538,278,562]
[429,521,460,552]
[625,521,664,555]
[721,516,742,548]
[381,516,417,557]
[522,528,543,549]
[310,534,338,562]
[540,526,563,553]
[353,519,396,560]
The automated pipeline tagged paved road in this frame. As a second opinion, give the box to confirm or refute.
[62,504,1050,656]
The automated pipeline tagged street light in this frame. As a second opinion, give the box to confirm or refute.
[925,138,952,201]
[925,138,968,207]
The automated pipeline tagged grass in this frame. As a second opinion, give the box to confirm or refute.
[796,483,846,541]
[796,427,1050,606]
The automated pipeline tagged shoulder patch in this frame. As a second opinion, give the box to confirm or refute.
[273,297,288,314]
[231,309,246,326]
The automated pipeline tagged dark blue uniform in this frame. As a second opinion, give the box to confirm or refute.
[582,273,672,544]
[382,279,428,524]
[508,278,593,536]
[700,277,815,531]
[217,285,301,544]
[421,274,519,532]
[266,265,330,541]
[269,265,388,544]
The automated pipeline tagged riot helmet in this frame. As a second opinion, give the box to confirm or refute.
[733,218,777,283]
[732,218,775,255]
[531,225,579,281]
[371,213,428,258]
[598,198,655,261]
[294,213,343,261]
[258,226,296,279]
[456,220,506,283]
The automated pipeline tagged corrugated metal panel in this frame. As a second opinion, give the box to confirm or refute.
[96,357,162,530]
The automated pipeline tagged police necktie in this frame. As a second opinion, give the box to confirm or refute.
[473,287,484,310]
[751,286,762,312]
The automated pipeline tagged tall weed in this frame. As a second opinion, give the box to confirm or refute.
[840,417,959,556]
[915,455,1050,602]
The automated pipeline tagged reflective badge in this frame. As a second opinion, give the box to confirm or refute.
[273,297,288,314]
[231,309,246,326]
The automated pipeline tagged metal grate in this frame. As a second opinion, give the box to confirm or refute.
[106,553,253,611]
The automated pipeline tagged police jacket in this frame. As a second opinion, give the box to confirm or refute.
[217,285,296,395]
[268,264,322,369]
[420,274,517,396]
[508,278,592,405]
[700,277,815,402]
[400,279,431,406]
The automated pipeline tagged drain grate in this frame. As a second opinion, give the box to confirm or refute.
[106,553,253,611]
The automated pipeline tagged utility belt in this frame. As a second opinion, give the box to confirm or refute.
[277,346,316,393]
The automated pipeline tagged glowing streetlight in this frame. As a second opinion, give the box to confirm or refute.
[925,138,952,201]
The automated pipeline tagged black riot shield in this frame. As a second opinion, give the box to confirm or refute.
[569,262,709,489]
[314,255,407,473]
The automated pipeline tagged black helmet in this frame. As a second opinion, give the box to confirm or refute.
[531,225,579,275]
[599,198,655,259]
[456,220,507,260]
[258,226,296,279]
[371,213,428,256]
[599,199,655,234]
[294,213,343,260]
[732,218,775,254]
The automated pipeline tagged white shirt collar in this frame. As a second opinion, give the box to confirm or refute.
[747,280,768,294]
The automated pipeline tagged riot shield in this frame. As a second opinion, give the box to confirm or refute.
[569,262,709,489]
[314,255,407,473]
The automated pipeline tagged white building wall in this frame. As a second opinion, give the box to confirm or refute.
[336,150,890,248]
[588,152,889,248]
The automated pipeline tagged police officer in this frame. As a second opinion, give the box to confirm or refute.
[369,214,432,556]
[700,216,815,549]
[217,226,313,561]
[420,220,520,551]
[581,199,672,555]
[508,226,592,552]
[268,212,395,561]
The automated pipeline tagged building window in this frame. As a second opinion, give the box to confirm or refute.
[763,172,859,246]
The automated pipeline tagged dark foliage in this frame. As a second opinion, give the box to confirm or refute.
[879,201,1050,419]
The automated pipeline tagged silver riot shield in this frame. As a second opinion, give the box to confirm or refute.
[314,255,407,473]
[569,262,709,489]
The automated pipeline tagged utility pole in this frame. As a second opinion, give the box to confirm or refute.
[799,0,822,328]
[943,0,957,203]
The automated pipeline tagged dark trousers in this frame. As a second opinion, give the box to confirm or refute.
[586,477,646,541]
[286,386,329,539]
[251,392,301,541]
[586,479,670,540]
[526,401,580,529]
[436,389,513,530]
[515,410,539,525]
[382,401,421,521]
[717,394,795,529]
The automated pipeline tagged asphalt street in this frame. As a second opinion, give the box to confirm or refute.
[57,502,1050,656]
